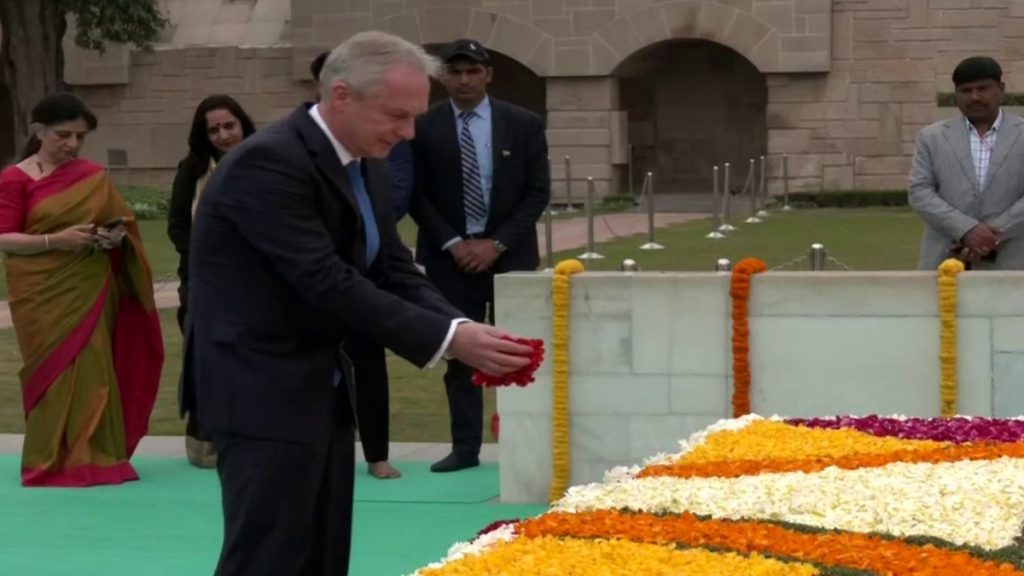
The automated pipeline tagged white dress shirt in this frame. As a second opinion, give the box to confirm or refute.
[308,104,465,367]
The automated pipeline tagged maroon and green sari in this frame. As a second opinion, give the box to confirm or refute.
[2,159,164,487]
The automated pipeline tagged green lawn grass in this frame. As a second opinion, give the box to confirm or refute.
[0,306,496,440]
[551,207,925,271]
[0,207,924,440]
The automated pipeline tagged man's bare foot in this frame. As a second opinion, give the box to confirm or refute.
[368,461,402,479]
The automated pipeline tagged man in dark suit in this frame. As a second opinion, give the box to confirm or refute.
[311,50,412,479]
[184,31,533,576]
[411,38,550,473]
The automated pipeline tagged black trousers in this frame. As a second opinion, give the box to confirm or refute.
[425,256,494,457]
[211,413,355,576]
[176,282,213,443]
[346,338,390,463]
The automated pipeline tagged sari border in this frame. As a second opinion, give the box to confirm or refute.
[24,159,105,217]
[21,460,140,488]
[21,276,111,415]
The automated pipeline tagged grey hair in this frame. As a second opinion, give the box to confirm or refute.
[319,31,440,100]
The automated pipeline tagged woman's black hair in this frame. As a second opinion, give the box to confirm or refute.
[19,92,98,160]
[179,94,256,179]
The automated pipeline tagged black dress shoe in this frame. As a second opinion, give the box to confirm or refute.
[430,452,480,473]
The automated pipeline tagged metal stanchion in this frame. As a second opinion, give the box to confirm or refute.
[627,144,635,203]
[544,203,554,270]
[578,177,604,259]
[547,156,558,215]
[563,155,578,213]
[715,258,732,271]
[756,155,770,218]
[744,158,762,224]
[706,165,725,239]
[718,162,736,233]
[781,154,793,211]
[809,243,826,270]
[639,171,664,250]
[621,258,640,271]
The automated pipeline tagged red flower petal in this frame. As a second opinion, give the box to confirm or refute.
[472,337,546,388]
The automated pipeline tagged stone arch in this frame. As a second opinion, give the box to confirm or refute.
[591,1,789,76]
[377,8,554,77]
[615,39,768,194]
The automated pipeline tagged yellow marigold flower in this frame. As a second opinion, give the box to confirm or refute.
[676,421,946,465]
[554,258,585,276]
[938,258,966,276]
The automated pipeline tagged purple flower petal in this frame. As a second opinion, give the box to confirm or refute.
[785,415,1024,444]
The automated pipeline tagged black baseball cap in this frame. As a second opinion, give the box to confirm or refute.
[443,38,490,64]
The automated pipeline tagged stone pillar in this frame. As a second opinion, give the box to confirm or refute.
[546,77,627,202]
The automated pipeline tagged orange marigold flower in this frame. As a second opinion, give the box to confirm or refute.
[417,535,820,575]
[518,511,1024,576]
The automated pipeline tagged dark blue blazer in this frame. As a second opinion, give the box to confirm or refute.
[386,140,414,221]
[182,104,460,442]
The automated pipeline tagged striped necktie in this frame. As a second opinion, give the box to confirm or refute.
[459,110,487,224]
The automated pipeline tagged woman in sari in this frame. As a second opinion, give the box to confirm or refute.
[0,93,164,487]
[167,94,254,469]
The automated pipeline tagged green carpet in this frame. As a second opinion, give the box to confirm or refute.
[355,461,500,503]
[0,456,547,576]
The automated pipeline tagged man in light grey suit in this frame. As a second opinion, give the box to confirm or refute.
[909,56,1024,270]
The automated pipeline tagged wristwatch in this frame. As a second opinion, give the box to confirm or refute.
[494,239,508,253]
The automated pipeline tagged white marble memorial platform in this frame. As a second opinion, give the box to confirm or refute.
[495,271,1024,503]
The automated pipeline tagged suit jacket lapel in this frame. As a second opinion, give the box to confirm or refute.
[943,118,980,192]
[435,103,467,220]
[490,100,507,223]
[293,104,367,268]
[984,115,1022,191]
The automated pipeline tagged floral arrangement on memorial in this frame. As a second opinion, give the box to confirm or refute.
[409,413,1024,575]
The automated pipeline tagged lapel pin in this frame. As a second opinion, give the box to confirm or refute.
[502,150,511,157]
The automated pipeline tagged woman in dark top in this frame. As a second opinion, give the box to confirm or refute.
[167,94,255,468]
[168,95,255,330]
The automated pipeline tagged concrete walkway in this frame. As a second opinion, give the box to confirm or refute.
[0,433,498,462]
[0,212,707,329]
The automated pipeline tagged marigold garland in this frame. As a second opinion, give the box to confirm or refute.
[938,258,964,417]
[549,259,584,503]
[730,258,768,417]
[517,510,1024,575]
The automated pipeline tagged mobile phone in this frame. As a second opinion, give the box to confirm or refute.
[100,217,125,229]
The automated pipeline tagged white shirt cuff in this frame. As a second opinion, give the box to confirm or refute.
[441,237,463,251]
[427,318,471,368]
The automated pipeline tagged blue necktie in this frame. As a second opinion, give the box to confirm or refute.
[335,161,380,389]
[345,160,380,267]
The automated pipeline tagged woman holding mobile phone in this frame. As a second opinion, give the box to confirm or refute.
[0,93,164,487]
[167,94,255,468]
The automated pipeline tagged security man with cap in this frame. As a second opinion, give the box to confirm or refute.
[909,56,1024,270]
[410,38,551,472]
